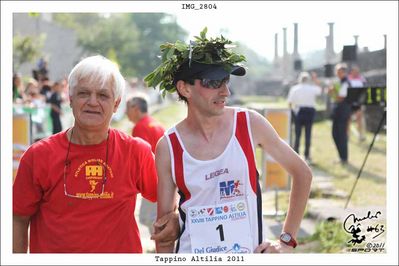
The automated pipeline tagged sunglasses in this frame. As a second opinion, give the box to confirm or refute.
[196,77,230,89]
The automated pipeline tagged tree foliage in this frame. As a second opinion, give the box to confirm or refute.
[53,13,187,78]
[144,27,247,97]
[127,13,187,77]
[13,33,46,72]
[51,13,271,82]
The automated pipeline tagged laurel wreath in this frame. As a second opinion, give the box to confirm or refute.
[144,27,246,96]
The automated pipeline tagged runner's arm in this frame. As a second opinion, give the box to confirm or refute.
[249,110,312,245]
[151,136,179,253]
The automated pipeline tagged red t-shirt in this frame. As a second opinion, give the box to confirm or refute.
[13,129,157,253]
[132,115,165,153]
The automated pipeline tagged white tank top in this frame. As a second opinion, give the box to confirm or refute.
[165,108,263,253]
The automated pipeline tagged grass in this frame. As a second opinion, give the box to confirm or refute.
[240,95,326,110]
[152,102,187,129]
[242,95,386,207]
[311,120,386,206]
[258,119,386,210]
[300,220,349,253]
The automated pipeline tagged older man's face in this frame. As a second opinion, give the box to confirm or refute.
[70,77,120,131]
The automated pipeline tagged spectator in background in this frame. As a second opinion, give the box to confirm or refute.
[287,72,322,164]
[24,78,47,141]
[48,81,63,134]
[328,63,352,165]
[37,57,49,80]
[60,77,69,96]
[126,96,165,153]
[126,96,165,235]
[39,76,52,101]
[32,58,49,82]
[348,65,367,87]
[13,73,24,103]
[348,65,367,142]
[24,78,46,108]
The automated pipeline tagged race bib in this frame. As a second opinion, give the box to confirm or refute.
[187,200,253,253]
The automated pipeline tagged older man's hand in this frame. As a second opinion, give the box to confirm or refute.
[151,212,179,250]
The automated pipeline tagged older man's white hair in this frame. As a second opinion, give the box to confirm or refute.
[68,55,125,100]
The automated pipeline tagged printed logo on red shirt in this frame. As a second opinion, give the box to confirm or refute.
[69,158,114,199]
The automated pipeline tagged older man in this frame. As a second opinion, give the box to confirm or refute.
[13,55,177,253]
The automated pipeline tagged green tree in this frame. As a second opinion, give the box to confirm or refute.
[127,13,187,77]
[53,13,101,30]
[54,13,139,76]
[53,13,187,78]
[78,14,140,76]
[13,33,46,72]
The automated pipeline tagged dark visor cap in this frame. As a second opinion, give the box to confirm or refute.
[173,61,246,85]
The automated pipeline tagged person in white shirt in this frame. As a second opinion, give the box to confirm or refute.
[287,72,322,164]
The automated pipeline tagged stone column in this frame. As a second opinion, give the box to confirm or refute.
[325,36,330,63]
[293,23,299,58]
[326,23,335,63]
[328,22,334,54]
[354,35,359,46]
[274,33,279,62]
[282,27,288,79]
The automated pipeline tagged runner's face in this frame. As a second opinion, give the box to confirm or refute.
[190,79,231,116]
[70,78,119,131]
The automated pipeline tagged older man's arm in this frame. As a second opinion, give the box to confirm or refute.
[13,215,30,253]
